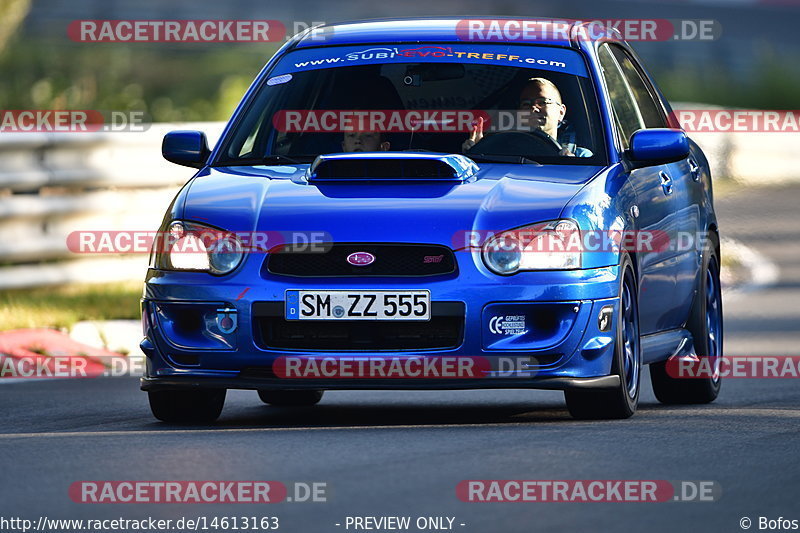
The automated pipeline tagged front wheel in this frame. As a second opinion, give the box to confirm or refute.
[148,389,226,423]
[258,390,324,406]
[650,232,723,404]
[564,255,641,419]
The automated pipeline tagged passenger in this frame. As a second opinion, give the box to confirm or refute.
[342,130,391,152]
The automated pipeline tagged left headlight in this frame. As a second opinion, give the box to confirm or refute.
[151,220,244,275]
[482,219,582,275]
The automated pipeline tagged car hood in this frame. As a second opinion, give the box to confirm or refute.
[182,164,602,246]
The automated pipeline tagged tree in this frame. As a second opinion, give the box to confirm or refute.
[0,0,31,54]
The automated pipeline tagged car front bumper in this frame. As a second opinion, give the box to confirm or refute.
[140,260,622,392]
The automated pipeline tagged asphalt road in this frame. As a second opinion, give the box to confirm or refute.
[1,184,799,533]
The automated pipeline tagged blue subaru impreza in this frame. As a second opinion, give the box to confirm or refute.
[141,18,723,421]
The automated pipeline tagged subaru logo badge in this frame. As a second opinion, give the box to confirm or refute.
[347,252,375,266]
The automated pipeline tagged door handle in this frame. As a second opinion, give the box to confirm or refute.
[659,171,673,195]
[688,158,701,182]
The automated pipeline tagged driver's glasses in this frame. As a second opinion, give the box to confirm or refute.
[520,97,561,110]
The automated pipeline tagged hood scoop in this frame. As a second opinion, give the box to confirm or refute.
[306,152,479,183]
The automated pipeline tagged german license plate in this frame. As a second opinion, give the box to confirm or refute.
[285,290,430,320]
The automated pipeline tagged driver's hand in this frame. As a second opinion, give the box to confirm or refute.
[462,117,484,152]
[558,146,576,157]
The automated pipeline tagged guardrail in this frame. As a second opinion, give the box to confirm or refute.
[0,112,797,289]
[0,123,223,289]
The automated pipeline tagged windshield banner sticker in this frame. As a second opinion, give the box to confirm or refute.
[272,44,588,77]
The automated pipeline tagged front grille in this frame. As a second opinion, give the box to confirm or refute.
[253,301,464,351]
[265,244,456,278]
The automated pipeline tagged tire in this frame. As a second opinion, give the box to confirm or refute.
[651,232,723,404]
[148,389,226,423]
[258,390,324,406]
[564,254,641,419]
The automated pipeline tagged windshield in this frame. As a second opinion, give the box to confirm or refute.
[216,44,607,166]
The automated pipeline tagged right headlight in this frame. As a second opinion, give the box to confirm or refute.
[151,220,244,275]
[482,219,582,275]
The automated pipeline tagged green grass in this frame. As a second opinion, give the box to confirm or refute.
[0,281,142,331]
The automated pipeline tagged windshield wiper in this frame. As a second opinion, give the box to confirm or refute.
[213,154,312,167]
[466,153,541,165]
[261,154,305,164]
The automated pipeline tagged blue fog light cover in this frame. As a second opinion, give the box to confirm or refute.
[153,302,237,351]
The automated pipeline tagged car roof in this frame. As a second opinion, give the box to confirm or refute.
[293,17,623,49]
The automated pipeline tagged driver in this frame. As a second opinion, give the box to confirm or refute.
[462,77,592,157]
[341,129,391,152]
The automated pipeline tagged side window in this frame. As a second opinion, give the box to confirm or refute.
[597,44,643,149]
[609,45,667,128]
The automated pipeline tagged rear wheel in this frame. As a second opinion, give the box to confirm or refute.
[258,390,324,406]
[148,389,226,423]
[564,255,641,419]
[651,232,722,404]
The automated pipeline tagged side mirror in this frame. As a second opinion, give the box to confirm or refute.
[626,128,689,169]
[162,130,210,168]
